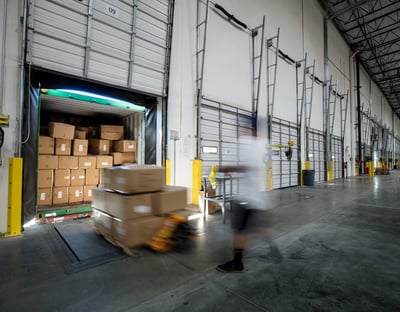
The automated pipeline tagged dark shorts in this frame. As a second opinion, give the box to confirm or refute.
[231,198,273,233]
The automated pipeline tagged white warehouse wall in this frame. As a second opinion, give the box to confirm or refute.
[168,0,400,196]
[0,0,23,234]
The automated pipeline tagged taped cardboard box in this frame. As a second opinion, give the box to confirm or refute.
[84,185,97,202]
[96,156,113,169]
[53,187,68,205]
[38,155,59,169]
[113,140,136,152]
[37,188,52,206]
[72,139,88,156]
[70,169,85,186]
[54,169,70,187]
[58,156,78,169]
[49,122,75,140]
[88,139,110,155]
[100,125,124,140]
[78,156,97,169]
[93,208,114,237]
[102,165,164,194]
[86,169,99,185]
[55,138,72,156]
[113,216,165,248]
[39,136,54,155]
[38,170,53,188]
[69,186,83,203]
[152,186,187,215]
[112,152,136,165]
[92,188,153,220]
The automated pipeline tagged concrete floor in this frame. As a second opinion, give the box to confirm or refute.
[1,172,400,312]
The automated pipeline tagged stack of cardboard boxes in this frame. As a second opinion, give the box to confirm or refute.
[92,165,188,248]
[37,122,137,207]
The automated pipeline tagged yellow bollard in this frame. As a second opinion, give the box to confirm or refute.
[5,158,23,238]
[369,161,374,177]
[305,160,311,170]
[266,158,273,190]
[192,159,202,205]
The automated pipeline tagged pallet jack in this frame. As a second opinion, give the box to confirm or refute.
[147,214,198,252]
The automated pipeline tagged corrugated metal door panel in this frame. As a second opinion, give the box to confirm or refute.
[271,117,299,189]
[309,129,325,183]
[27,0,171,97]
[27,0,88,75]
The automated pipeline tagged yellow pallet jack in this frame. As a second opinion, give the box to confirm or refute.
[147,214,198,252]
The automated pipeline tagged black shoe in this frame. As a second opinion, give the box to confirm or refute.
[216,260,244,273]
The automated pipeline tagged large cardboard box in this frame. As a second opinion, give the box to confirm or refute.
[96,156,113,169]
[39,136,55,155]
[113,216,165,248]
[38,169,53,188]
[54,169,70,187]
[52,187,68,205]
[74,128,87,139]
[37,188,52,206]
[93,208,114,237]
[113,140,136,152]
[88,139,110,155]
[78,156,97,169]
[152,186,187,215]
[58,156,78,169]
[112,152,136,165]
[100,125,124,140]
[91,188,107,211]
[94,189,153,220]
[72,139,88,156]
[86,169,99,185]
[102,165,164,194]
[49,122,75,140]
[55,138,72,156]
[69,186,83,203]
[70,169,85,186]
[83,184,97,202]
[38,155,58,169]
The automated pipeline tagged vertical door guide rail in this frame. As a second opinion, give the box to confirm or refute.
[128,0,139,88]
[83,0,94,78]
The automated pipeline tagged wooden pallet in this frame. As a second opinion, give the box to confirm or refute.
[95,228,142,257]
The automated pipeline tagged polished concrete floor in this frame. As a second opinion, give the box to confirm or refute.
[1,172,400,312]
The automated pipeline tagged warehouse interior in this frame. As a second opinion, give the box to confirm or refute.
[0,0,400,311]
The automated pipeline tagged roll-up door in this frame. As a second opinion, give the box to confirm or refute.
[271,117,299,189]
[199,97,253,185]
[332,135,343,179]
[309,128,325,183]
[26,0,172,96]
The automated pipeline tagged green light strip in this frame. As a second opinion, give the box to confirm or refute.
[42,89,145,112]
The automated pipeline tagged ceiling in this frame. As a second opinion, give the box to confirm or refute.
[318,0,400,119]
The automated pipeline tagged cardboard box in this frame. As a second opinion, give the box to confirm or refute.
[96,156,113,169]
[38,136,54,155]
[86,169,99,185]
[152,186,187,215]
[88,139,110,155]
[38,155,58,169]
[93,188,153,220]
[113,140,136,152]
[49,122,75,140]
[37,188,52,206]
[69,186,83,203]
[38,169,53,188]
[58,156,78,169]
[113,216,165,248]
[84,185,97,202]
[78,156,97,169]
[102,165,164,194]
[52,187,68,205]
[72,139,88,156]
[93,208,114,237]
[74,130,87,139]
[112,152,136,165]
[55,138,72,156]
[54,169,70,187]
[100,125,124,140]
[70,169,85,186]
[198,186,220,214]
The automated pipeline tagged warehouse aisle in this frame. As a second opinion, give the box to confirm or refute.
[1,172,400,312]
